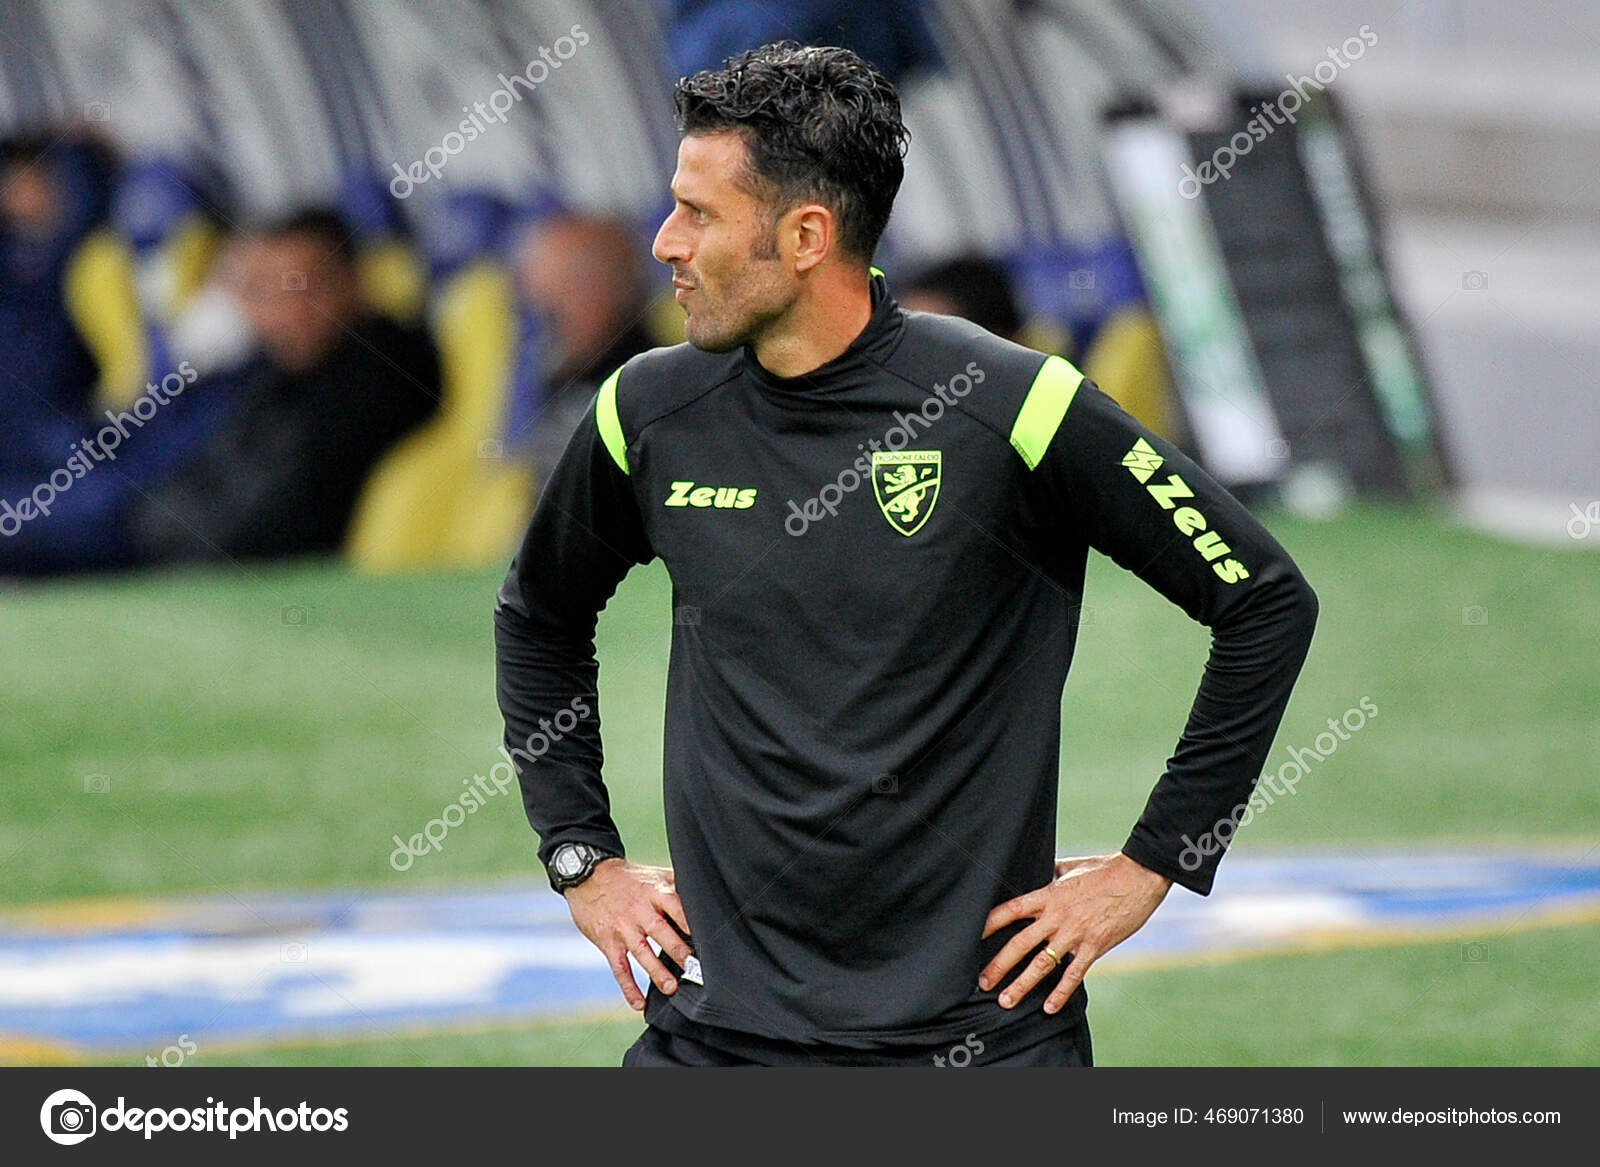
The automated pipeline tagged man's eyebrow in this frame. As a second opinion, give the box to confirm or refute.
[669,185,707,211]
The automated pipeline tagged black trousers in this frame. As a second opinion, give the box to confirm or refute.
[622,1019,1093,1067]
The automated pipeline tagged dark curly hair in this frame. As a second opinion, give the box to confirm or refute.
[673,42,909,264]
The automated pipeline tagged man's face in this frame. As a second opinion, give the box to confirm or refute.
[232,234,360,371]
[0,161,59,236]
[517,218,635,373]
[651,132,797,352]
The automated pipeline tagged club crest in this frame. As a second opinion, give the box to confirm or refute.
[872,451,941,536]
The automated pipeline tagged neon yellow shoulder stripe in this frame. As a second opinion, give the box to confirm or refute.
[1009,355,1085,470]
[595,366,630,474]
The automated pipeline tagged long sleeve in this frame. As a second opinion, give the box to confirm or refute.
[494,399,652,868]
[1025,377,1319,895]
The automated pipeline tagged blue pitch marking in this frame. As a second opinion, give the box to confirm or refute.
[2,852,1597,1052]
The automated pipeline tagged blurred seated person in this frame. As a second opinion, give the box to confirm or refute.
[132,209,442,561]
[0,134,112,479]
[898,254,1024,342]
[512,214,653,477]
[0,209,440,575]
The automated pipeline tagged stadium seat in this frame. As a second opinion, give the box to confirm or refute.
[110,159,226,400]
[344,258,533,571]
[1083,305,1180,441]
[62,226,149,409]
[358,239,428,326]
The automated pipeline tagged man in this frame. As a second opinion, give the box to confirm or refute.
[494,43,1317,1066]
[130,210,441,562]
[898,254,1025,342]
[0,210,440,575]
[511,214,655,479]
[0,135,109,481]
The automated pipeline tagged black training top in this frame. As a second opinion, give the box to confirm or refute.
[494,271,1318,1061]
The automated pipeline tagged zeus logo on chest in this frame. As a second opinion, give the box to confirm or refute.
[663,481,758,510]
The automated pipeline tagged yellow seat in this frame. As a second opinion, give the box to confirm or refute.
[1082,305,1179,441]
[64,220,229,411]
[68,215,236,415]
[64,227,148,408]
[345,259,535,570]
[358,240,427,325]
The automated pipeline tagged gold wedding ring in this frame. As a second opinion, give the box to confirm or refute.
[1043,945,1062,965]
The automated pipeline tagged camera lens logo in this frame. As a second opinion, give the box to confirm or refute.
[40,1089,97,1145]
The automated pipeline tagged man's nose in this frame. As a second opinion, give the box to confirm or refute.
[652,211,687,266]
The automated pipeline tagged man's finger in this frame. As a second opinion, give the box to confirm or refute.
[982,890,1044,939]
[646,916,695,969]
[629,932,679,995]
[654,889,691,937]
[997,943,1068,1009]
[606,944,646,1011]
[977,919,1050,992]
[1044,949,1096,1014]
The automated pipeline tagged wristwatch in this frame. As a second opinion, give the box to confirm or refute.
[547,842,618,893]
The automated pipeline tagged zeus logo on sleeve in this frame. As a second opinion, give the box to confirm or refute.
[1121,439,1251,584]
[664,481,757,509]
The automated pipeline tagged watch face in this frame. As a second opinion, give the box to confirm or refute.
[552,846,586,878]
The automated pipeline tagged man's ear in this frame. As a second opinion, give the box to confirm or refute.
[789,203,833,274]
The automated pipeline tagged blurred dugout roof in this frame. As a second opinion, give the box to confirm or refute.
[0,0,679,221]
[0,0,1229,255]
[1,0,1485,510]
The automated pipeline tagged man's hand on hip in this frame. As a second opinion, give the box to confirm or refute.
[979,851,1172,1014]
[564,859,693,1011]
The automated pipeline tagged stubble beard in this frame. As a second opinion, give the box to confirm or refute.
[683,259,792,354]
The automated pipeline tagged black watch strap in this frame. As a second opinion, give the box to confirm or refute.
[547,842,617,893]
